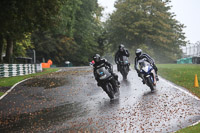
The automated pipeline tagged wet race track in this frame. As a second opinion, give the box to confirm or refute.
[0,66,200,132]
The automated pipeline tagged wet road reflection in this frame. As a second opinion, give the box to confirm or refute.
[0,66,200,132]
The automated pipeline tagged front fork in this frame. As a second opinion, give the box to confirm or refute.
[151,69,156,85]
[141,70,156,85]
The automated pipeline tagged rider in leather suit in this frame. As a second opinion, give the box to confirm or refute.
[115,44,130,71]
[93,54,120,88]
[134,49,159,83]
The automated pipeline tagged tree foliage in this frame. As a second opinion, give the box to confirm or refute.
[106,0,186,63]
[0,0,63,63]
[0,0,186,65]
[73,0,104,65]
[32,0,105,65]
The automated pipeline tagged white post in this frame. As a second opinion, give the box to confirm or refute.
[65,61,70,67]
[33,50,36,64]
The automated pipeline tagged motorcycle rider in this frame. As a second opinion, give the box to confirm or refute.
[93,54,120,88]
[134,49,159,84]
[115,44,130,71]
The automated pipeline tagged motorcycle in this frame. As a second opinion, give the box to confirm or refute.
[138,59,156,91]
[95,65,120,99]
[119,56,129,80]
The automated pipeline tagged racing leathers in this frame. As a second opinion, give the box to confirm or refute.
[115,49,130,71]
[134,53,158,82]
[93,58,120,88]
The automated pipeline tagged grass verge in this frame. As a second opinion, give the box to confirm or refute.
[0,92,4,96]
[175,124,200,133]
[157,64,200,133]
[157,64,200,98]
[0,68,59,96]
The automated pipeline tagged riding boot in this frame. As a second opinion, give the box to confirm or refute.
[117,64,120,71]
[156,75,159,81]
[142,79,145,84]
[112,73,118,80]
[140,74,145,84]
[110,72,120,88]
[116,80,120,86]
[155,70,159,81]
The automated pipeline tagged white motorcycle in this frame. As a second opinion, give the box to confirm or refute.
[138,59,157,91]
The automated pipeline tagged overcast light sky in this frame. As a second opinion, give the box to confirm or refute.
[98,0,200,44]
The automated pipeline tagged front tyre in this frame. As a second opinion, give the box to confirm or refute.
[104,83,115,99]
[147,76,155,91]
[120,65,128,80]
[122,71,127,80]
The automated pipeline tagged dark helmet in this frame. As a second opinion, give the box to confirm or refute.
[93,54,101,62]
[135,49,142,57]
[119,44,125,52]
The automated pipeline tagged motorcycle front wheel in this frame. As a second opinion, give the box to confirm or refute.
[147,76,155,91]
[104,83,115,99]
[120,65,128,80]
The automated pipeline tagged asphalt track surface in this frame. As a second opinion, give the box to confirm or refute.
[0,66,200,132]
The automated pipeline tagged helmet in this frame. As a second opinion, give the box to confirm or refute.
[119,44,125,52]
[135,49,142,57]
[93,54,101,63]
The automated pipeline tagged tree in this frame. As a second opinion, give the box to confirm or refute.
[73,0,104,65]
[32,30,79,65]
[32,0,105,66]
[106,0,186,63]
[0,0,63,63]
[0,34,3,62]
[0,0,105,65]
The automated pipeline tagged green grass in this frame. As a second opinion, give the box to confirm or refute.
[157,64,200,98]
[0,68,59,88]
[0,92,4,96]
[0,68,59,96]
[157,64,200,133]
[176,124,200,133]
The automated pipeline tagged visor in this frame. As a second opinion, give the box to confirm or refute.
[136,53,141,57]
[94,57,100,62]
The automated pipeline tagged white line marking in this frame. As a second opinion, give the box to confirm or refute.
[0,78,31,100]
[56,69,62,72]
[191,120,200,126]
[160,77,200,127]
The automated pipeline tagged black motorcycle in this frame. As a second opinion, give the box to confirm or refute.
[95,66,120,99]
[138,59,156,91]
[119,56,129,80]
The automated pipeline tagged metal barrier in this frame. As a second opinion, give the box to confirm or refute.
[177,57,192,64]
[177,57,200,64]
[181,42,200,57]
[0,64,42,78]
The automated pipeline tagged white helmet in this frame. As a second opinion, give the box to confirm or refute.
[119,44,125,52]
[135,49,142,57]
[93,54,101,62]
